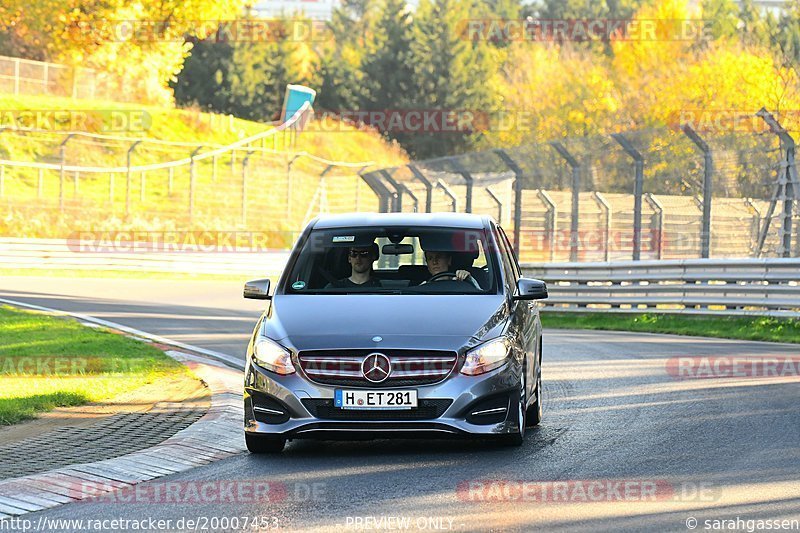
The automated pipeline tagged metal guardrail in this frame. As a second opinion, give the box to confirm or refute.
[2,238,798,317]
[521,258,800,317]
[0,238,289,277]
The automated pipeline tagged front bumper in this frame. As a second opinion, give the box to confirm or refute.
[244,356,522,439]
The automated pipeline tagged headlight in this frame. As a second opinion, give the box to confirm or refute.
[461,337,511,376]
[252,337,295,375]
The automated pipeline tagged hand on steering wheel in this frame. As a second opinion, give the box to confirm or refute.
[429,270,471,283]
[428,271,459,282]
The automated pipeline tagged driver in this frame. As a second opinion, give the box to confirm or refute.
[422,250,481,289]
[326,244,381,288]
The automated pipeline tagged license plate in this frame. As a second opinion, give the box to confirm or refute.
[334,389,418,410]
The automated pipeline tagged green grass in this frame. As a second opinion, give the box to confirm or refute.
[542,312,800,344]
[0,94,408,239]
[0,305,186,425]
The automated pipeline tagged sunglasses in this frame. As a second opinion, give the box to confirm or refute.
[349,250,372,258]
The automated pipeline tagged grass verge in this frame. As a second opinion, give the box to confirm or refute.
[0,305,187,425]
[542,312,800,344]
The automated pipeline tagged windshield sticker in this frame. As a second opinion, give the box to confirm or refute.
[332,235,355,243]
[292,281,306,290]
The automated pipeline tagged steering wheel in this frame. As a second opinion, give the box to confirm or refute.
[428,271,462,283]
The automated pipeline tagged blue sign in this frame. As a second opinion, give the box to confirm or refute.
[281,84,316,123]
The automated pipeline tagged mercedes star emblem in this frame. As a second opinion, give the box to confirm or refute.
[361,352,391,383]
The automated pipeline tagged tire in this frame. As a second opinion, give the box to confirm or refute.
[500,360,527,447]
[526,340,543,427]
[245,433,286,454]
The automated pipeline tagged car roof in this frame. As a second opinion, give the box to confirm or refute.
[310,212,493,230]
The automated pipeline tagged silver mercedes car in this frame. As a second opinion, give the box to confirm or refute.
[242,213,547,452]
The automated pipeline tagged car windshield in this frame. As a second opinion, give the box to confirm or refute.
[284,226,498,295]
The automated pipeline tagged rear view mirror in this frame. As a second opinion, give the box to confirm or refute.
[244,278,271,300]
[382,243,414,255]
[514,278,548,300]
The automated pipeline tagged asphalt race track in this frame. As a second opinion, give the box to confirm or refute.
[1,276,799,532]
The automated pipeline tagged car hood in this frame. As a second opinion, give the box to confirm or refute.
[264,294,509,352]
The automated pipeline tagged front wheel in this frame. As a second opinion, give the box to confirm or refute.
[526,342,543,427]
[245,433,286,454]
[499,362,527,447]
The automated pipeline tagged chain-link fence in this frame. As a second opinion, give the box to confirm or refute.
[362,111,798,262]
[1,103,798,262]
[0,55,160,103]
[0,104,381,244]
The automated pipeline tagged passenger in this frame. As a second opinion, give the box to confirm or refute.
[326,244,382,288]
[422,250,481,289]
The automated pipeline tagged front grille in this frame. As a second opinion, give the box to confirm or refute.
[302,399,453,420]
[297,349,458,388]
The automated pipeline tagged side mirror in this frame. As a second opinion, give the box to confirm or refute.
[514,278,548,300]
[244,278,271,300]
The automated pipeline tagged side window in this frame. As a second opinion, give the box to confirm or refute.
[492,225,516,289]
[498,226,522,279]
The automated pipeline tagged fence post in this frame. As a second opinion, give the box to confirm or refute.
[450,159,474,213]
[407,164,433,213]
[189,147,203,223]
[592,191,612,262]
[359,170,393,213]
[550,142,581,262]
[437,179,458,212]
[125,140,141,216]
[286,154,301,219]
[537,189,557,261]
[318,165,333,217]
[355,166,370,211]
[242,151,253,226]
[379,169,403,212]
[682,125,713,258]
[644,193,664,260]
[755,108,796,258]
[611,133,645,260]
[486,187,503,223]
[494,149,524,255]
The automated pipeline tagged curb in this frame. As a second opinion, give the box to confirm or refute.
[0,302,247,520]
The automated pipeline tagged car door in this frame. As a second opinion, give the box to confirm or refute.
[494,224,540,402]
